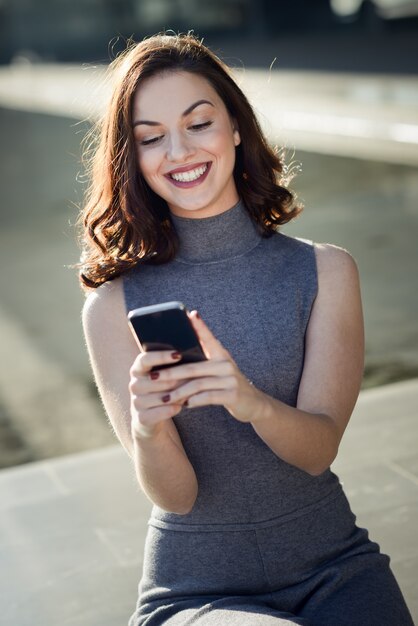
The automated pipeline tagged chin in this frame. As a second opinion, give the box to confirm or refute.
[169,195,217,216]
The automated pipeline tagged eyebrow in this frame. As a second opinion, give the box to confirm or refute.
[132,99,214,128]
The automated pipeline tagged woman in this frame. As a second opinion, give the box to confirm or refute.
[79,33,413,626]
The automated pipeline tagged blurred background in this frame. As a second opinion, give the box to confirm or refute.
[1,0,418,469]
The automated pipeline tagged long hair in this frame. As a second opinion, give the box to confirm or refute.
[77,33,302,291]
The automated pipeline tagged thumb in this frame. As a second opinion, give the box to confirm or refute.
[189,310,228,361]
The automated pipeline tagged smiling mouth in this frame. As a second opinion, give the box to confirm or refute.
[167,163,210,184]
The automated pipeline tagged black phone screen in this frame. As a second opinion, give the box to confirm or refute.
[128,303,207,367]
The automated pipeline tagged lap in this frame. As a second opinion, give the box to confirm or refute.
[130,552,413,626]
[132,597,308,625]
[297,551,414,626]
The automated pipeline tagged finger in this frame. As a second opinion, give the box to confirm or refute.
[169,375,236,404]
[130,373,185,394]
[131,390,185,413]
[150,359,234,384]
[131,404,184,437]
[131,349,182,375]
[188,311,230,360]
[186,389,236,408]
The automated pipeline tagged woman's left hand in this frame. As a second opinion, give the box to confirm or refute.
[149,310,267,423]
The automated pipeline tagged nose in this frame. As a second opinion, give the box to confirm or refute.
[166,132,195,163]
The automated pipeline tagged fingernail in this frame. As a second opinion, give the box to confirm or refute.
[195,311,200,319]
[162,394,170,403]
[184,400,189,407]
[150,371,159,380]
[171,351,181,360]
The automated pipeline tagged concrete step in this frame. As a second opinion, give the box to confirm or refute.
[0,379,417,624]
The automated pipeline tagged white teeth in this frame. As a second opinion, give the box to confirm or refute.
[170,164,207,182]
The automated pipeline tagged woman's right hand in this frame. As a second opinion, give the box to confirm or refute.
[129,350,185,440]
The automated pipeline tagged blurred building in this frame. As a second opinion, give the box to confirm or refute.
[0,0,417,71]
[0,0,347,63]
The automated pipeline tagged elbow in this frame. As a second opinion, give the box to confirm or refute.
[165,498,197,516]
[306,447,339,477]
[177,479,199,515]
[304,456,334,476]
[305,463,331,478]
[174,502,195,515]
[304,430,340,477]
[162,485,198,516]
[178,487,199,515]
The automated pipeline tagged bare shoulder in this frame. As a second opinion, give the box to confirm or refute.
[83,276,124,317]
[314,243,357,271]
[81,275,135,364]
[82,276,126,335]
[309,243,363,340]
[313,243,360,290]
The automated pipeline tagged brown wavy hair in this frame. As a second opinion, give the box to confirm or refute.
[77,32,303,291]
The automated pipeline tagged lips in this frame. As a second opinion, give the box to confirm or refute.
[165,162,212,188]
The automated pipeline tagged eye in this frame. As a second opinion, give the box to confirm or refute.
[140,135,163,146]
[189,121,213,132]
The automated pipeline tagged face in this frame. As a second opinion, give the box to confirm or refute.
[132,71,241,218]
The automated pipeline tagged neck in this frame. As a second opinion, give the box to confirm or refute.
[170,199,262,265]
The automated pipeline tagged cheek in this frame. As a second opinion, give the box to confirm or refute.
[203,127,236,162]
[137,149,161,184]
[219,135,237,170]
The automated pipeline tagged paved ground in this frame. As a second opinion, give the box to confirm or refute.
[0,378,417,625]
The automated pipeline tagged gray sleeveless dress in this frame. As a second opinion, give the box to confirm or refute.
[124,200,413,626]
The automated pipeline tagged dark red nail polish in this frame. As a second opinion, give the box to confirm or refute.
[171,351,181,360]
[162,394,170,403]
[195,311,200,319]
[184,400,189,407]
[150,371,160,380]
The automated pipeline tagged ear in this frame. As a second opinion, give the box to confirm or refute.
[231,117,241,146]
[233,126,241,147]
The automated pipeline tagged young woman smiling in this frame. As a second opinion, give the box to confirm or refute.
[79,33,413,626]
[132,72,241,219]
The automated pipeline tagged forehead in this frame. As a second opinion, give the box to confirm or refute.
[132,71,224,119]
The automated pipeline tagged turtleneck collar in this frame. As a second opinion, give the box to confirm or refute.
[170,199,262,265]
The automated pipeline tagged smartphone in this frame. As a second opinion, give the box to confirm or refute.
[127,301,207,369]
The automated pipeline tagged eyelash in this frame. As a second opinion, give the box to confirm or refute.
[140,136,162,146]
[140,121,213,146]
[190,121,212,131]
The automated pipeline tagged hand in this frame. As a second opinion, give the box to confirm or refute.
[129,349,186,439]
[149,311,268,424]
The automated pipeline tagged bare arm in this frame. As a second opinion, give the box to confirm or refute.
[250,244,364,474]
[82,278,198,514]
